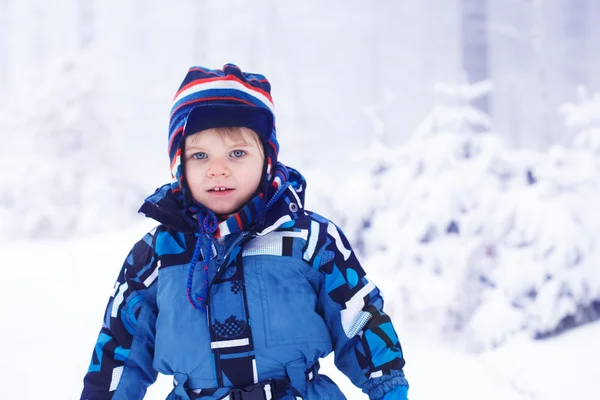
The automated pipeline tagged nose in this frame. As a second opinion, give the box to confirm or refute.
[206,159,230,178]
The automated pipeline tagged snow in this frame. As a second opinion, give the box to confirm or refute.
[1,223,599,399]
[2,73,599,400]
[1,2,600,399]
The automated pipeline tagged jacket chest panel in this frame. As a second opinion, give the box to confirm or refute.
[242,255,331,348]
[154,264,215,383]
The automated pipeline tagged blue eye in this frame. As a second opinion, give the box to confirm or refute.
[192,152,207,160]
[231,150,246,158]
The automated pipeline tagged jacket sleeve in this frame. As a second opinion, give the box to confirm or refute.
[81,231,160,400]
[308,217,409,400]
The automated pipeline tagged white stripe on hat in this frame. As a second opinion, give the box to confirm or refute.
[173,79,275,113]
[171,155,181,179]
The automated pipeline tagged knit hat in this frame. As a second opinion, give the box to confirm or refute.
[168,64,280,208]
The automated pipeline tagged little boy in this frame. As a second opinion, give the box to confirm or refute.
[81,64,409,399]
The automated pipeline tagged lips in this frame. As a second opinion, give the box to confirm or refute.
[208,186,233,192]
[207,186,234,196]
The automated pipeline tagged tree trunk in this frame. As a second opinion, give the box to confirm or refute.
[590,1,600,91]
[32,2,47,68]
[78,0,94,50]
[531,0,552,146]
[0,0,9,108]
[461,0,490,116]
[562,0,589,88]
[192,0,209,63]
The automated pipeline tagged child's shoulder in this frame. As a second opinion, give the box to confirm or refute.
[261,208,338,236]
[293,209,347,235]
[263,208,349,247]
[127,224,191,259]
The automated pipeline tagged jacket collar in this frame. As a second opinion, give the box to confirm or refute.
[138,164,307,238]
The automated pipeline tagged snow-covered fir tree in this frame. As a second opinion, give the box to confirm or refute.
[559,86,600,154]
[312,79,600,352]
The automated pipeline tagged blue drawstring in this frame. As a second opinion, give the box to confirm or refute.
[185,165,288,311]
[186,208,218,311]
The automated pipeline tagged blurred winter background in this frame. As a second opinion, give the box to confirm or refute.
[1,0,599,399]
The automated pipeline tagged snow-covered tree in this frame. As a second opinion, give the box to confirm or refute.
[413,78,493,138]
[317,78,600,351]
[0,50,145,240]
[559,86,600,154]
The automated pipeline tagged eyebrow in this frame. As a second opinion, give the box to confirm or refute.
[185,142,254,151]
[227,141,253,148]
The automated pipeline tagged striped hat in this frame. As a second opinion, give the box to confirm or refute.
[168,64,280,206]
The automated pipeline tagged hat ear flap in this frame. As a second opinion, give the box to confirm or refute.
[177,138,194,209]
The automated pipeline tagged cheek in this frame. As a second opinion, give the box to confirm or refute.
[252,159,265,183]
[185,164,204,186]
[238,160,263,189]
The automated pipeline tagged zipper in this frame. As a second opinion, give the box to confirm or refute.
[205,230,254,388]
[205,231,252,308]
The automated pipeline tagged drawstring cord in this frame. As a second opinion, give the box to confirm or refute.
[185,165,289,311]
[266,182,290,210]
[186,207,218,311]
[258,181,290,227]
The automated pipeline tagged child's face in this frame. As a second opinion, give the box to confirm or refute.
[184,127,264,215]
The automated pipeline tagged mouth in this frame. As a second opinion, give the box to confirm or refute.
[207,186,234,194]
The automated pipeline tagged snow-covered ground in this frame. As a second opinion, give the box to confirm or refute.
[1,221,597,399]
[2,3,599,399]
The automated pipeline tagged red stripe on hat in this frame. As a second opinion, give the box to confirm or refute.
[170,147,182,170]
[174,74,273,102]
[187,67,221,76]
[168,127,184,155]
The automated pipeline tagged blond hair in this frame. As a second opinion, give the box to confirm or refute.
[188,127,264,158]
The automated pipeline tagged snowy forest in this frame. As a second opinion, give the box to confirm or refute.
[1,1,599,399]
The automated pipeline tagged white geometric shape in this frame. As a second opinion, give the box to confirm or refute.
[111,282,128,318]
[243,230,308,256]
[143,262,159,287]
[210,338,249,349]
[327,222,351,261]
[341,280,376,338]
[370,370,383,379]
[109,366,123,391]
[303,221,320,261]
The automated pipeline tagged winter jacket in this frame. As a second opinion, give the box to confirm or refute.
[81,64,408,399]
[82,181,408,400]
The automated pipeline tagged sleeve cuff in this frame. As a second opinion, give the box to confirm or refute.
[361,370,409,400]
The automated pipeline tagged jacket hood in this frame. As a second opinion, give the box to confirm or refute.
[139,166,307,236]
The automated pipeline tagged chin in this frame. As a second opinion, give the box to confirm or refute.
[207,204,238,215]
[201,197,247,216]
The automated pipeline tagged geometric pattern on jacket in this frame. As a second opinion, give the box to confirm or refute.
[82,183,408,400]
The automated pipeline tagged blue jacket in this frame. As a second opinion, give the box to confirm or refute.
[81,182,408,399]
